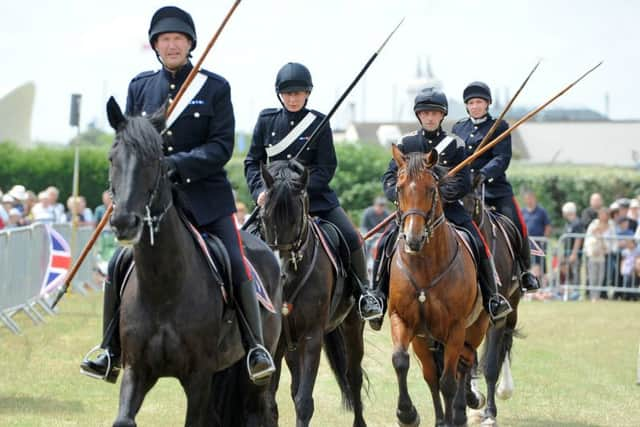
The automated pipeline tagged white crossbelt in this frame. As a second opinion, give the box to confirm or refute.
[266,112,317,158]
[165,72,208,130]
[435,135,456,154]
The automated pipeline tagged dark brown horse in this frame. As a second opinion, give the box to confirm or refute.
[259,160,367,427]
[463,188,523,427]
[388,146,489,427]
[106,98,281,427]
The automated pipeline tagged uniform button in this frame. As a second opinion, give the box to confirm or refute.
[443,160,448,164]
[306,147,310,151]
[268,144,273,147]
[170,83,176,90]
[471,168,475,173]
[469,133,474,137]
[286,154,292,159]
[168,146,174,152]
[473,126,478,130]
[194,112,200,118]
[167,130,173,136]
[290,121,294,126]
[468,145,473,149]
[428,140,433,144]
[271,132,276,136]
[186,178,191,184]
[488,178,494,183]
[168,97,173,103]
[141,111,147,116]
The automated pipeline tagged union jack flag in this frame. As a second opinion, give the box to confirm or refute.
[40,226,72,295]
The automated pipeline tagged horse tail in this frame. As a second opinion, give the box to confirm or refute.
[480,325,524,375]
[323,326,356,411]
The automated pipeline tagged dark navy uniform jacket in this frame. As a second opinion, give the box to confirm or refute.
[452,116,514,199]
[244,107,339,214]
[382,129,472,225]
[125,62,236,226]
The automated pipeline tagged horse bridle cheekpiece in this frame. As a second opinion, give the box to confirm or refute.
[396,169,446,247]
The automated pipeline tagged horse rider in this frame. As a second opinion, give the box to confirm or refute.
[370,87,513,330]
[81,6,275,384]
[452,81,540,292]
[243,62,384,321]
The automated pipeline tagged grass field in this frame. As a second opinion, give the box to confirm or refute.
[1,293,639,427]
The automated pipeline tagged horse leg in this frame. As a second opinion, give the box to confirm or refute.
[453,344,477,427]
[266,343,286,427]
[390,313,419,427]
[340,309,367,427]
[180,371,212,427]
[482,325,504,425]
[113,367,157,427]
[412,337,445,426]
[441,325,465,427]
[290,331,323,427]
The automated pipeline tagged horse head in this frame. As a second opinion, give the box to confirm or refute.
[392,144,444,253]
[106,97,170,245]
[259,159,309,254]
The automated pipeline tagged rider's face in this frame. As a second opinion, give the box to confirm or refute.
[417,110,444,132]
[466,98,490,119]
[280,91,309,113]
[154,32,191,71]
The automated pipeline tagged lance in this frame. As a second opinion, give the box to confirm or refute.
[242,18,405,230]
[50,0,243,309]
[446,61,602,178]
[474,60,540,153]
[363,61,602,241]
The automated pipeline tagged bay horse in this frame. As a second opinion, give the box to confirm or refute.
[105,97,281,427]
[258,160,367,427]
[462,188,523,427]
[389,145,489,427]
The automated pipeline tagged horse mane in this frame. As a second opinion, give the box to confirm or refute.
[110,109,165,165]
[264,160,306,224]
[404,151,447,181]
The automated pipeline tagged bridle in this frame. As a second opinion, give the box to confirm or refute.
[396,169,446,249]
[261,190,310,271]
[110,154,173,247]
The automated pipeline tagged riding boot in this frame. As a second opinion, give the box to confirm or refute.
[350,247,384,322]
[519,236,541,293]
[237,279,276,385]
[368,249,388,331]
[478,257,513,322]
[80,276,121,383]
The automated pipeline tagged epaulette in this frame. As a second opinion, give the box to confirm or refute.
[259,108,280,117]
[130,70,158,83]
[454,117,468,126]
[198,69,228,84]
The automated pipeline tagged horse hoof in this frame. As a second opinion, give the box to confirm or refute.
[467,409,483,425]
[396,410,420,427]
[113,419,136,427]
[480,416,497,426]
[467,390,486,410]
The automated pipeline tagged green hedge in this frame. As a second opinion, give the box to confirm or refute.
[2,141,638,231]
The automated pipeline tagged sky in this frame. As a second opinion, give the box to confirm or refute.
[1,0,639,144]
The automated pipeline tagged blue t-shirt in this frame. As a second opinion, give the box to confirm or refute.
[521,205,551,237]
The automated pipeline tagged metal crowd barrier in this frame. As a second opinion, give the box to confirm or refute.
[0,223,98,334]
[547,232,640,301]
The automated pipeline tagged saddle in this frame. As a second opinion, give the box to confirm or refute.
[310,217,349,278]
[450,224,479,265]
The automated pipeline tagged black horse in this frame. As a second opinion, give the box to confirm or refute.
[258,160,368,427]
[463,189,522,427]
[105,97,281,427]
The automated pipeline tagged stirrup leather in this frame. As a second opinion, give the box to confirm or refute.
[358,293,384,321]
[246,344,276,383]
[80,346,120,383]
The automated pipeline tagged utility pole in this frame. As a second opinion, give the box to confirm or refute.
[69,94,82,258]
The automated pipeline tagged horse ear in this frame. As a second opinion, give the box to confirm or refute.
[392,143,406,167]
[107,96,127,131]
[106,96,126,131]
[260,162,274,189]
[425,150,438,167]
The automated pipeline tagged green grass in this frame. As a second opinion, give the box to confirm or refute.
[1,294,639,426]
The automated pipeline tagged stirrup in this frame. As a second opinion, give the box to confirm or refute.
[488,295,513,321]
[80,346,120,383]
[358,293,384,321]
[246,344,276,384]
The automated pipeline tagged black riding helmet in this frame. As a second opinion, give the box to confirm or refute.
[463,81,492,103]
[414,87,448,117]
[275,63,313,94]
[148,6,197,51]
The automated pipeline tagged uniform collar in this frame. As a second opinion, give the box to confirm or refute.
[422,127,443,140]
[469,114,492,125]
[162,61,194,83]
[282,107,309,123]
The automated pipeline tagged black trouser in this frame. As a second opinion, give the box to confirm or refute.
[487,195,532,269]
[312,206,362,252]
[202,215,252,286]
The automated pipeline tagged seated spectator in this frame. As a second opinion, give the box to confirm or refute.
[581,192,603,226]
[6,208,25,228]
[22,190,37,223]
[360,196,390,235]
[94,190,112,227]
[8,185,28,214]
[31,190,56,223]
[584,208,617,301]
[66,196,94,226]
